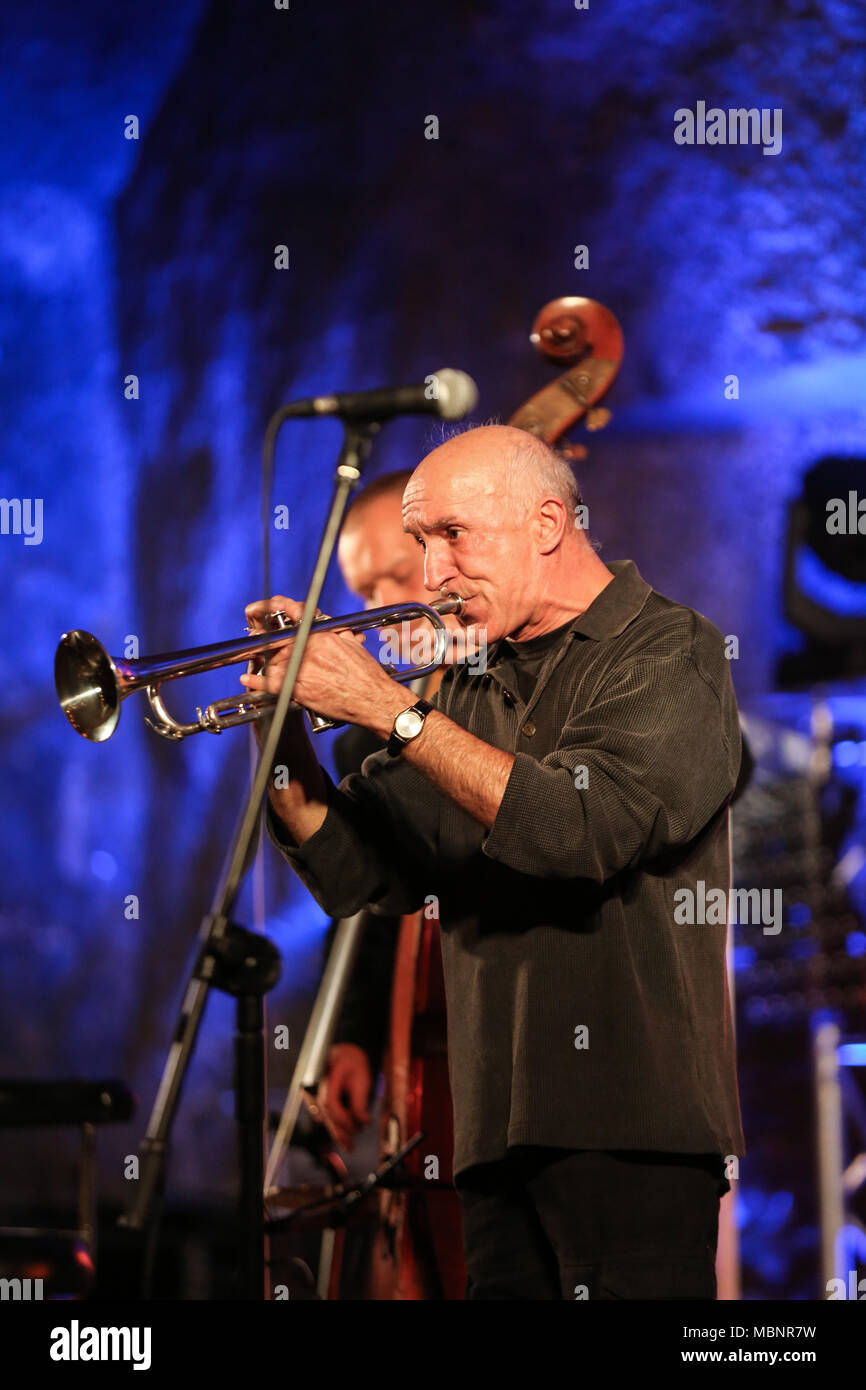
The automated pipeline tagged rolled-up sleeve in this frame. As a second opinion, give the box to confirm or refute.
[266,750,443,918]
[482,656,741,883]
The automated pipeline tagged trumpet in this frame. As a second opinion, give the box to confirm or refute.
[55,596,463,742]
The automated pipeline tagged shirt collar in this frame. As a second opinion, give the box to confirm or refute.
[568,559,652,640]
[479,559,652,674]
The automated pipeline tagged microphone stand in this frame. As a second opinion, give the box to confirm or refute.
[119,416,380,1300]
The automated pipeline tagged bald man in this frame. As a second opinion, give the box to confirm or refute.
[247,424,745,1301]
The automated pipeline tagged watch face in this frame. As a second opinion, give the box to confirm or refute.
[395,707,424,739]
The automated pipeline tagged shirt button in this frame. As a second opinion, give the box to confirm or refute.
[522,721,536,737]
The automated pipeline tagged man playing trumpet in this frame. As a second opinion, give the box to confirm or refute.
[245,423,744,1301]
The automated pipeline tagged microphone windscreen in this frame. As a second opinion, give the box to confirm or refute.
[433,368,479,421]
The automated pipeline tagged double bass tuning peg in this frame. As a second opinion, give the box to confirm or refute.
[584,407,612,432]
[557,440,588,462]
[529,309,589,362]
[552,408,612,462]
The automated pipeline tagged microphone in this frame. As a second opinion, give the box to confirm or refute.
[289,368,478,423]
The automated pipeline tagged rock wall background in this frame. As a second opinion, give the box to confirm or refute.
[1,0,864,1292]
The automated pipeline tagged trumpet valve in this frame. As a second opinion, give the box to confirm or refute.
[245,608,295,636]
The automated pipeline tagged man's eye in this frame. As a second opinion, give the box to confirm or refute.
[446,528,461,541]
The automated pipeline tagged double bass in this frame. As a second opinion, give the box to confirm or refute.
[349,297,625,1299]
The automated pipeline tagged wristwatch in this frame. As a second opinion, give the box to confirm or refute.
[386,698,434,758]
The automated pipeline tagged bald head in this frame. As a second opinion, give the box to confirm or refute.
[506,429,582,522]
[410,424,581,522]
[401,423,604,642]
[485,425,581,522]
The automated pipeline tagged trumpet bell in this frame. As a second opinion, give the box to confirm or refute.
[55,630,123,742]
[54,594,464,743]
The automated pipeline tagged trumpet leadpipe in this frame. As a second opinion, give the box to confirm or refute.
[55,595,463,742]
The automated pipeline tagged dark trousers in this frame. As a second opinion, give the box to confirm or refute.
[457,1147,729,1300]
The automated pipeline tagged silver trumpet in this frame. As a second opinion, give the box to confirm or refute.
[55,596,463,742]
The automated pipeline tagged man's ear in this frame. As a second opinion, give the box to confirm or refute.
[536,497,569,554]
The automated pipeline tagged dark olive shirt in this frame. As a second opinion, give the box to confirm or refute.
[268,560,746,1179]
[496,618,580,705]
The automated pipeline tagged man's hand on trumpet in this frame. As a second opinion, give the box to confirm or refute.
[244,589,513,836]
[242,596,412,738]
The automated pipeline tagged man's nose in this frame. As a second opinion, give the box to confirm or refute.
[423,542,457,594]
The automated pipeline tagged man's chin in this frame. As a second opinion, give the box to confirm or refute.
[449,611,497,662]
[459,602,495,633]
